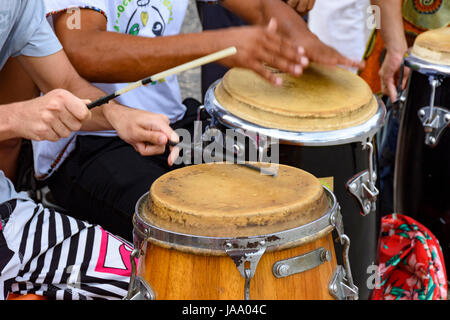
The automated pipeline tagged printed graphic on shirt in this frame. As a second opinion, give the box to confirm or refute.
[112,0,174,37]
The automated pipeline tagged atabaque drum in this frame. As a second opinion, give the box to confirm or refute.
[395,27,450,274]
[203,64,386,299]
[128,163,358,300]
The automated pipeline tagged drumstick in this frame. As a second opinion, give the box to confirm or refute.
[87,46,237,109]
[168,141,278,177]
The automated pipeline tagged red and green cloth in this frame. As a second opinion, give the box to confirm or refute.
[372,213,448,300]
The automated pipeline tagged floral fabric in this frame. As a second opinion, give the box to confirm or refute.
[372,213,447,300]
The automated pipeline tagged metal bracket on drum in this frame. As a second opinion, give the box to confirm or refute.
[272,247,331,278]
[418,77,449,147]
[224,239,267,300]
[329,208,359,300]
[346,141,379,216]
[328,234,359,300]
[125,245,156,300]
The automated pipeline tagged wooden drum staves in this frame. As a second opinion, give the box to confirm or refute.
[128,163,358,300]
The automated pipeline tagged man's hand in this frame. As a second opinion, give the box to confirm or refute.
[283,0,316,15]
[379,51,410,102]
[103,105,180,166]
[219,18,309,85]
[9,89,91,141]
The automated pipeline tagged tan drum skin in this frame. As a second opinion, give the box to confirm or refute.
[214,64,378,132]
[136,163,339,300]
[412,27,450,66]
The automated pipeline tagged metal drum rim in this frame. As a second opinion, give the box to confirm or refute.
[204,79,386,146]
[133,186,339,254]
[405,54,450,76]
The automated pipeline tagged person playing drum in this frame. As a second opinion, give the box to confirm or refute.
[0,0,180,300]
[361,0,449,215]
[32,0,364,241]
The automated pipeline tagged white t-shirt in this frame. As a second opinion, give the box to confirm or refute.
[308,0,373,73]
[33,0,189,179]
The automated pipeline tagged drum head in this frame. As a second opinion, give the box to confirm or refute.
[143,163,329,237]
[214,64,378,132]
[412,27,450,66]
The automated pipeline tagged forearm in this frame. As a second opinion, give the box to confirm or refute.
[0,102,24,141]
[371,0,407,54]
[222,0,309,38]
[58,29,233,83]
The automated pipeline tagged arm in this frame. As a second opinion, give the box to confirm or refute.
[52,9,307,86]
[371,0,409,101]
[220,0,363,68]
[9,51,179,163]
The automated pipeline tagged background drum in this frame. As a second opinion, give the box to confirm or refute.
[395,27,450,274]
[203,64,386,299]
[128,163,358,300]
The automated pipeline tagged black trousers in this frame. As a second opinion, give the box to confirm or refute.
[48,98,201,241]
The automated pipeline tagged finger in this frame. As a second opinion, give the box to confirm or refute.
[307,0,316,11]
[296,0,309,13]
[383,76,398,102]
[61,92,91,122]
[262,37,308,75]
[264,31,307,65]
[266,17,277,34]
[134,142,166,157]
[286,0,300,9]
[249,60,283,86]
[58,108,84,132]
[39,126,61,142]
[51,119,72,139]
[167,146,180,166]
[146,120,179,145]
[137,128,169,146]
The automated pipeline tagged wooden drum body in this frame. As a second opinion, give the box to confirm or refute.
[203,65,386,299]
[129,164,358,300]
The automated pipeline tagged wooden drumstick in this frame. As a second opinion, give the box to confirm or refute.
[87,46,237,110]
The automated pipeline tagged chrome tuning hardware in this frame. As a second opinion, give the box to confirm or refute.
[224,239,267,300]
[418,76,449,147]
[346,140,379,216]
[125,242,155,300]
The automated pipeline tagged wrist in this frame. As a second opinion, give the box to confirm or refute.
[0,102,22,140]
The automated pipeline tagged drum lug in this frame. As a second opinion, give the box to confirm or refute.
[417,76,449,147]
[126,275,156,301]
[224,239,267,300]
[329,235,358,300]
[346,170,379,216]
[346,141,379,216]
[329,265,359,300]
[272,247,331,278]
[418,106,450,147]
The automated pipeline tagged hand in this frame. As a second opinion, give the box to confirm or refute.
[103,105,180,166]
[379,51,410,102]
[299,31,365,70]
[11,89,91,141]
[283,0,316,15]
[219,18,309,86]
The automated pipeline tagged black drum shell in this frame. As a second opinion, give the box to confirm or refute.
[394,68,450,274]
[279,143,381,300]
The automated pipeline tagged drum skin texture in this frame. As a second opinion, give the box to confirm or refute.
[395,69,450,274]
[411,27,450,66]
[215,64,378,132]
[137,163,339,300]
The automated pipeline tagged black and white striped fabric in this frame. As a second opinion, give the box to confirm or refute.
[0,198,133,300]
